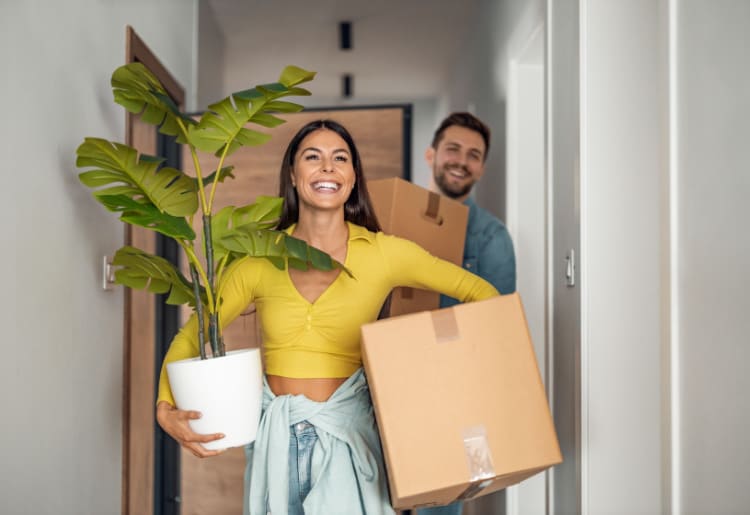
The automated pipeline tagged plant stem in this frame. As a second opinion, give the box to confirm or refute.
[189,264,207,360]
[215,253,231,295]
[203,214,223,357]
[208,143,231,212]
[176,118,210,215]
[181,245,215,313]
[209,313,221,357]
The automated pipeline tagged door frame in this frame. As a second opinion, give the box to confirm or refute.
[505,21,549,515]
[123,25,185,515]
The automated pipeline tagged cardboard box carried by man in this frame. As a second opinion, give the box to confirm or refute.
[368,177,468,316]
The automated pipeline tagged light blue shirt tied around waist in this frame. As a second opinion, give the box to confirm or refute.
[244,368,395,515]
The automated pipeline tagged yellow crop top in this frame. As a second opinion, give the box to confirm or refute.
[157,222,499,405]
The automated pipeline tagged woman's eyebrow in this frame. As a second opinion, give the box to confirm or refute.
[300,146,350,155]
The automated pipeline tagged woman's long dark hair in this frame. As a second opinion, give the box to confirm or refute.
[276,119,381,233]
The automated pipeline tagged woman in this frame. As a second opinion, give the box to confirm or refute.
[156,120,499,515]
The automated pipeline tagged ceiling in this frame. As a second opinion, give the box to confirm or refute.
[205,0,479,104]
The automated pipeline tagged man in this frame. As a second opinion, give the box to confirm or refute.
[418,112,516,515]
[428,112,516,303]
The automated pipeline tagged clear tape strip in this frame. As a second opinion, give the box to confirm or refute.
[463,425,495,480]
[456,425,496,500]
[431,309,459,343]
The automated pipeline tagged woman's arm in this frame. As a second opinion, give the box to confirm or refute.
[156,256,260,405]
[155,257,260,457]
[380,234,500,302]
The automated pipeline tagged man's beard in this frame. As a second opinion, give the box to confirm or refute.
[434,166,474,199]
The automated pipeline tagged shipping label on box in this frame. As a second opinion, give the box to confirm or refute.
[368,177,468,316]
[361,293,563,510]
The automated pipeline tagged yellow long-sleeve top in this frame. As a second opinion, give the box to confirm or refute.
[158,222,499,405]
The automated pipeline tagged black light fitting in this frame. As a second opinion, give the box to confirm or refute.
[341,74,353,98]
[339,21,352,50]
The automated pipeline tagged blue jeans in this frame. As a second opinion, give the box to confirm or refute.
[288,420,318,515]
[418,502,463,515]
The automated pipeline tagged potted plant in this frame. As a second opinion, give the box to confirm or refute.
[76,62,346,449]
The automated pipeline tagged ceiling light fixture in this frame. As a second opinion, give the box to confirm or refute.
[342,74,353,98]
[339,21,352,50]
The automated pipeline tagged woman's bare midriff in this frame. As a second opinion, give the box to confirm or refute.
[266,375,348,402]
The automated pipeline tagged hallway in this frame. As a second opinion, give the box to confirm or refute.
[2,1,749,514]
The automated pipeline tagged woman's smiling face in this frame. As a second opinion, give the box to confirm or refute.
[291,128,356,213]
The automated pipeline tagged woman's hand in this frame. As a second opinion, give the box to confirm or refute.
[156,401,226,458]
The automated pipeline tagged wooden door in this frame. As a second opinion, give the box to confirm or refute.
[123,26,185,515]
[178,106,410,514]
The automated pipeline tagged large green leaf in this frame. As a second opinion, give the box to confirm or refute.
[97,194,195,240]
[219,229,288,270]
[188,98,273,155]
[220,229,351,276]
[199,166,235,186]
[278,66,317,88]
[210,197,284,265]
[77,137,198,218]
[263,100,307,113]
[112,246,201,306]
[188,65,316,157]
[231,196,283,226]
[209,206,239,266]
[111,63,196,142]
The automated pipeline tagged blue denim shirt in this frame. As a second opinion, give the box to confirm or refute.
[440,197,516,308]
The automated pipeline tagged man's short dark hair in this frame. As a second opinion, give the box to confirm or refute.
[430,112,491,160]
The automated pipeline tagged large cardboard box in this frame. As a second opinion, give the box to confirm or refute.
[368,177,468,316]
[361,293,562,510]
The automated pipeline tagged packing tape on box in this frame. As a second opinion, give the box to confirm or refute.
[421,191,444,225]
[431,309,459,343]
[455,425,496,501]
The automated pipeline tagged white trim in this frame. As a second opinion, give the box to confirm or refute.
[506,58,520,240]
[668,0,681,513]
[543,5,554,514]
[506,21,547,515]
[578,1,589,514]
[507,484,520,515]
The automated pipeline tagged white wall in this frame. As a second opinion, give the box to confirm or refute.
[580,1,665,512]
[547,0,582,513]
[444,0,545,221]
[576,0,750,513]
[410,97,440,188]
[676,1,750,513]
[0,2,196,514]
[197,0,226,109]
[442,2,547,514]
[506,25,547,515]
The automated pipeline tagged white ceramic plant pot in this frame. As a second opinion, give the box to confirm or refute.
[166,348,263,450]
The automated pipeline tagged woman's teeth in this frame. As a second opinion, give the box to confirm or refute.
[312,181,340,191]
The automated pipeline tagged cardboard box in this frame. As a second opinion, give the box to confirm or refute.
[368,177,468,316]
[361,293,562,510]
